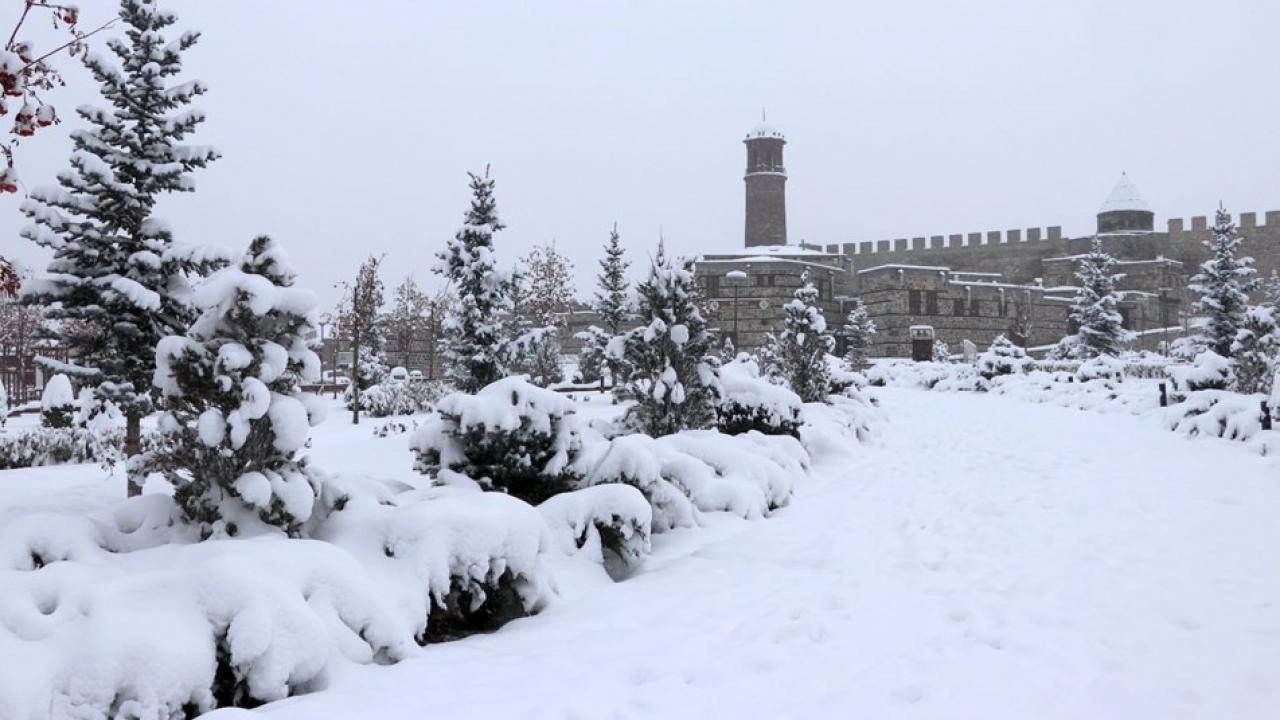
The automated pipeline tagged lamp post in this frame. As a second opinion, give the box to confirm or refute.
[318,312,336,398]
[725,269,749,350]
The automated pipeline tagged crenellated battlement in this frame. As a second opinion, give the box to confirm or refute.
[1165,210,1280,234]
[827,225,1066,256]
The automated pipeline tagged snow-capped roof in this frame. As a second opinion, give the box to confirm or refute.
[746,122,785,140]
[1098,173,1151,213]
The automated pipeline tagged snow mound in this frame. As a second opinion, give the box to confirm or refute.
[538,485,652,572]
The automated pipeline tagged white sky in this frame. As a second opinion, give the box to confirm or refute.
[4,0,1279,310]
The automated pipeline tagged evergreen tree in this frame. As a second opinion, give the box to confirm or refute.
[842,297,876,369]
[1231,305,1280,394]
[581,224,632,385]
[337,254,385,423]
[763,269,834,402]
[1067,237,1130,357]
[1188,205,1258,358]
[932,339,951,363]
[610,241,720,436]
[435,169,512,393]
[507,241,573,387]
[19,0,222,493]
[386,275,431,369]
[138,236,325,537]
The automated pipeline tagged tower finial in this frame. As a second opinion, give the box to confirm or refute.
[761,107,766,123]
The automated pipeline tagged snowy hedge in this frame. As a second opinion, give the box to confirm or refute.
[358,379,444,418]
[39,374,75,429]
[0,426,121,470]
[411,377,582,504]
[716,357,803,437]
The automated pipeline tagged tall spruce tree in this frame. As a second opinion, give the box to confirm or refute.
[139,236,325,537]
[764,269,835,402]
[1067,237,1130,357]
[578,224,632,386]
[842,297,876,369]
[19,0,222,493]
[435,168,512,393]
[1188,205,1258,358]
[610,241,719,436]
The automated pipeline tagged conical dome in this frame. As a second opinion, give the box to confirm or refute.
[1099,172,1151,213]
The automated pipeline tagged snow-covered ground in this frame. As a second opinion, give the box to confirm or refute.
[164,388,1279,719]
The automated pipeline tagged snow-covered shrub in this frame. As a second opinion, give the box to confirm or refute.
[1171,350,1235,392]
[538,484,652,575]
[39,373,74,428]
[932,339,951,362]
[716,357,803,437]
[372,418,418,438]
[574,325,610,385]
[826,354,867,396]
[866,359,982,391]
[1231,305,1280,394]
[976,334,1030,381]
[136,236,327,537]
[358,378,443,418]
[0,426,122,470]
[1159,390,1272,444]
[410,377,582,504]
[1076,354,1126,382]
[570,434,698,531]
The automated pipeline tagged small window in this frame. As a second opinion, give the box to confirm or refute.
[969,297,980,316]
[953,299,965,317]
[926,291,939,315]
[767,275,776,287]
[705,275,720,298]
[908,290,922,315]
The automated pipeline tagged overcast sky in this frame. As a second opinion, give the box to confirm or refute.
[4,0,1279,309]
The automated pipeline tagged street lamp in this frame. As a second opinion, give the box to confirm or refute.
[725,269,749,349]
[318,311,336,397]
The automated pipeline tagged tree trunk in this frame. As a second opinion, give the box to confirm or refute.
[125,412,142,497]
[351,325,361,425]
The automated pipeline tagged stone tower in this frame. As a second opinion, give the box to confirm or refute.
[744,121,787,247]
[1097,172,1155,234]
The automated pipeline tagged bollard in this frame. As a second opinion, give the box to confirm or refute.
[1263,401,1273,431]
[1159,382,1167,407]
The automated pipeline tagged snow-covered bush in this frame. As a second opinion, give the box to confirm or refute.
[39,373,74,428]
[136,236,327,537]
[1171,351,1235,392]
[506,324,565,388]
[359,378,444,418]
[0,426,122,470]
[867,359,983,391]
[932,339,951,362]
[75,387,123,434]
[842,297,876,369]
[410,377,582,504]
[538,484,652,576]
[826,354,867,396]
[1076,354,1126,382]
[716,357,803,437]
[976,334,1030,381]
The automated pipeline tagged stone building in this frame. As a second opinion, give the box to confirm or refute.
[695,123,1280,359]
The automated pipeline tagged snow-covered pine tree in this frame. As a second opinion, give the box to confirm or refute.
[435,168,513,393]
[976,333,1029,380]
[1231,305,1280,394]
[140,236,325,537]
[932,339,951,363]
[1188,205,1258,358]
[763,269,834,403]
[594,224,632,383]
[39,373,74,428]
[19,0,223,492]
[610,241,720,436]
[1067,236,1131,357]
[842,297,876,369]
[337,254,384,423]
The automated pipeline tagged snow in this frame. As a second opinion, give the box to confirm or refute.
[39,374,73,412]
[1098,171,1152,213]
[172,388,1280,720]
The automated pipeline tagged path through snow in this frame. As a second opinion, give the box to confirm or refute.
[222,388,1280,719]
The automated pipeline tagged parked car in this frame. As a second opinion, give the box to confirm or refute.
[388,366,409,383]
[409,370,424,381]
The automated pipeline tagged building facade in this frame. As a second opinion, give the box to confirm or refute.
[696,124,1280,358]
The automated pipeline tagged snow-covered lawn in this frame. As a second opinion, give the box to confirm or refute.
[4,388,1278,719]
[205,388,1277,719]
